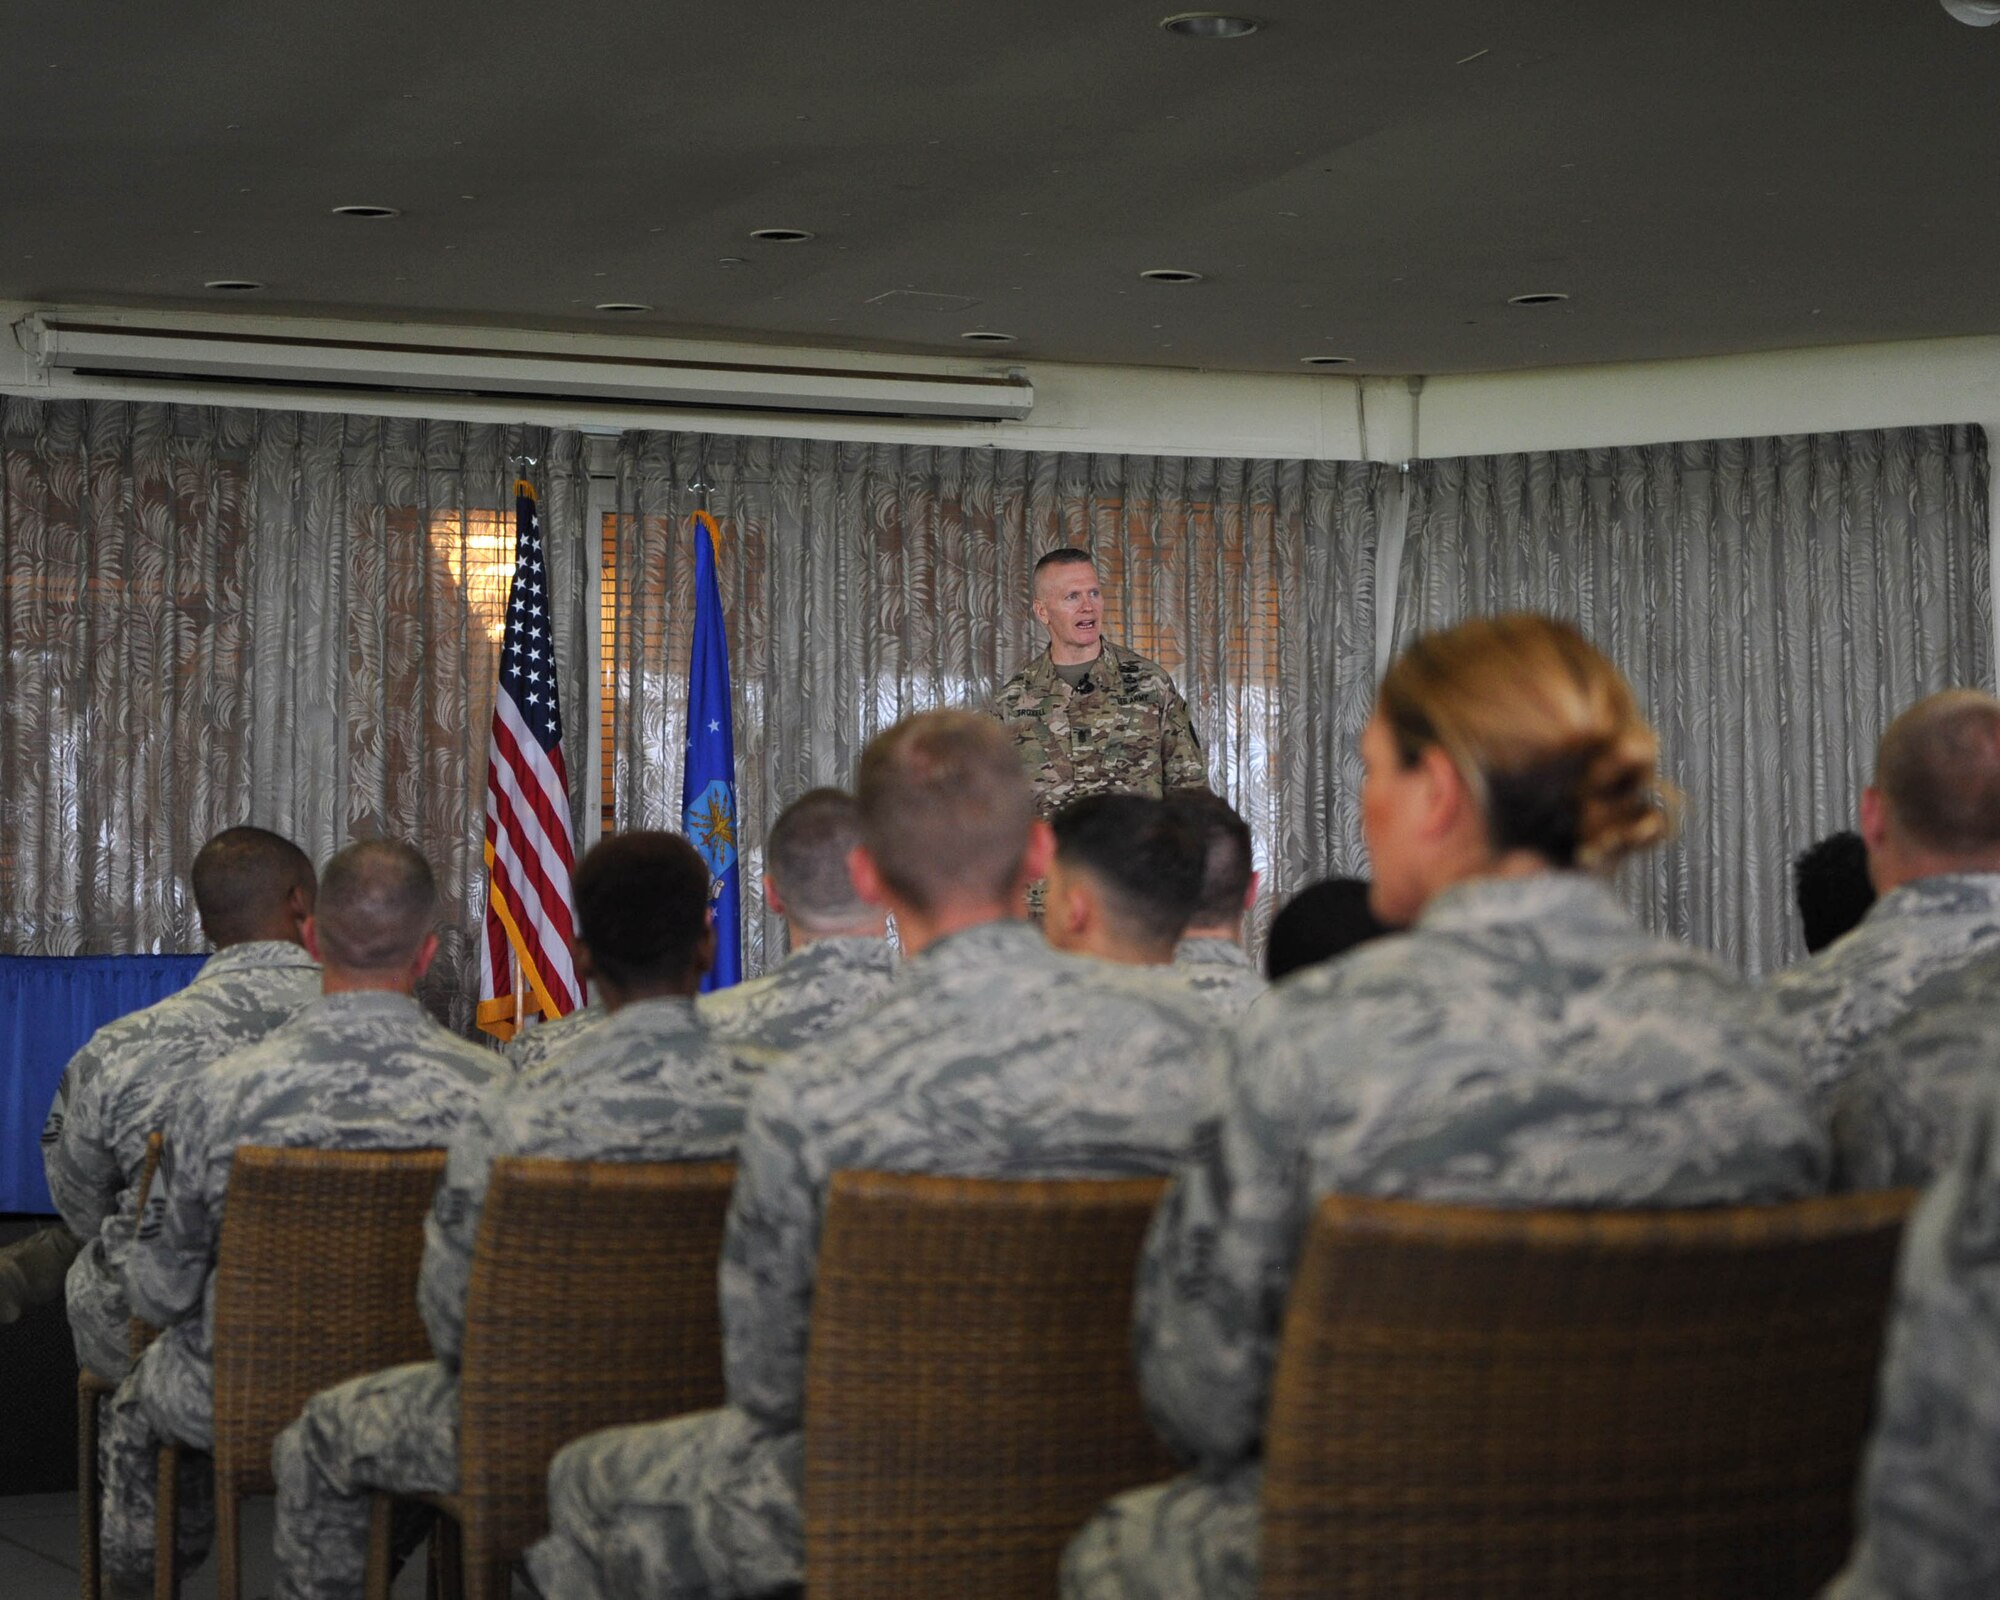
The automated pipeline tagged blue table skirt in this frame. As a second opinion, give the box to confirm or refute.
[1,955,206,1213]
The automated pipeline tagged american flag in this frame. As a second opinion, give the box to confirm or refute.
[477,480,581,1040]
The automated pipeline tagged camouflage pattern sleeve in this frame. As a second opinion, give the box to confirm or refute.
[1134,1024,1311,1470]
[1160,679,1206,792]
[716,1063,826,1434]
[417,1085,509,1369]
[124,1064,233,1330]
[1830,992,1999,1192]
[1829,1088,2000,1600]
[42,1033,125,1240]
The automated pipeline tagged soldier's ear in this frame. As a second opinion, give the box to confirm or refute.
[410,931,441,983]
[1243,869,1262,915]
[849,845,890,908]
[762,873,788,919]
[1021,820,1056,884]
[1417,744,1472,840]
[301,916,324,964]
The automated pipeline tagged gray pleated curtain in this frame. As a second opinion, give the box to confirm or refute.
[609,433,1385,974]
[1391,427,1993,975]
[0,399,590,1028]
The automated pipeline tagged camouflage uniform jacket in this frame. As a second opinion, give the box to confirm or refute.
[125,991,502,1391]
[696,935,898,1064]
[1828,1061,2000,1599]
[44,941,320,1377]
[1169,938,1267,1019]
[1828,948,2000,1191]
[505,1000,610,1081]
[1760,872,2000,1102]
[419,996,755,1369]
[721,919,1220,1434]
[1138,872,1830,1471]
[42,940,320,1242]
[990,640,1207,817]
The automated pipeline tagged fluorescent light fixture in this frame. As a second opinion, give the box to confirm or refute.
[17,316,1035,422]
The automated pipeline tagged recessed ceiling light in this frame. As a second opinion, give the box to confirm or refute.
[331,204,401,219]
[203,278,264,292]
[750,227,814,243]
[960,330,1017,343]
[1160,12,1261,38]
[594,302,652,313]
[1140,267,1205,284]
[1507,291,1570,305]
[1300,354,1353,366]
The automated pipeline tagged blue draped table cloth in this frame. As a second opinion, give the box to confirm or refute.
[0,954,206,1213]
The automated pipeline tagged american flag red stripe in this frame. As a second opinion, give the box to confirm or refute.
[478,480,582,1040]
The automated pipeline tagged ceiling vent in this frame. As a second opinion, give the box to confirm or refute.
[13,315,1035,423]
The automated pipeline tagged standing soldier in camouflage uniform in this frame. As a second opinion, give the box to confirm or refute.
[991,549,1207,818]
[1063,615,1830,1600]
[1164,788,1268,1016]
[1825,946,2000,1189]
[100,840,502,1600]
[697,787,897,1061]
[35,829,319,1370]
[272,832,758,1600]
[1040,794,1206,968]
[1761,690,2000,1103]
[1826,1004,2000,1599]
[525,710,1219,1600]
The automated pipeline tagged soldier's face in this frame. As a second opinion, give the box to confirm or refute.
[1359,713,1433,926]
[1033,563,1104,659]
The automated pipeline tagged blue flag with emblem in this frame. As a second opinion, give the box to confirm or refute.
[683,511,742,991]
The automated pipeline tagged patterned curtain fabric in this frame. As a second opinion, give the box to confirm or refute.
[0,400,590,1029]
[610,434,1385,975]
[1391,426,1993,976]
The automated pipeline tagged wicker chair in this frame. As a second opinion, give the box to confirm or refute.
[363,1156,737,1600]
[1259,1189,1918,1600]
[199,1145,446,1600]
[77,1131,165,1600]
[803,1169,1177,1600]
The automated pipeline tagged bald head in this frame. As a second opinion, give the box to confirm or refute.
[312,839,438,976]
[1873,691,2000,873]
[856,711,1036,914]
[191,827,315,948]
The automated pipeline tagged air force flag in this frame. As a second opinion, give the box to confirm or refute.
[683,511,742,991]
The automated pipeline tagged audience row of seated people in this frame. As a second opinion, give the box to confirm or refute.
[26,611,2000,1600]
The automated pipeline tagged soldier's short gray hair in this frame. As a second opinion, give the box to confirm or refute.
[1877,689,2000,857]
[314,839,437,971]
[857,711,1035,911]
[767,788,870,931]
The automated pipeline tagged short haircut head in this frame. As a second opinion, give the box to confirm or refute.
[856,711,1036,913]
[190,826,316,946]
[1265,876,1392,980]
[1875,689,2000,858]
[766,788,870,931]
[1051,793,1206,947]
[313,839,437,972]
[1033,547,1096,591]
[1793,831,1876,955]
[1167,787,1254,928]
[572,831,712,989]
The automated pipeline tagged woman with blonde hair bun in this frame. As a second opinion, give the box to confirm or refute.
[1064,613,1830,1600]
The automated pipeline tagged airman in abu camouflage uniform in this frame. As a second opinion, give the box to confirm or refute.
[1825,1014,2000,1599]
[1760,691,2000,1101]
[1164,789,1267,1018]
[4,830,317,1340]
[98,841,501,1600]
[525,712,1219,1600]
[991,550,1206,819]
[1826,947,2000,1190]
[272,833,755,1600]
[698,788,897,1060]
[1064,615,1831,1600]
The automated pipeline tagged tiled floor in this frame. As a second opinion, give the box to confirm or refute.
[0,1491,432,1600]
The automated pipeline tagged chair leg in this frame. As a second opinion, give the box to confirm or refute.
[435,1515,464,1600]
[213,1483,240,1600]
[365,1494,395,1600]
[78,1373,105,1600]
[153,1444,179,1600]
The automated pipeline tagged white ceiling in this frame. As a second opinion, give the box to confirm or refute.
[5,0,1999,376]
